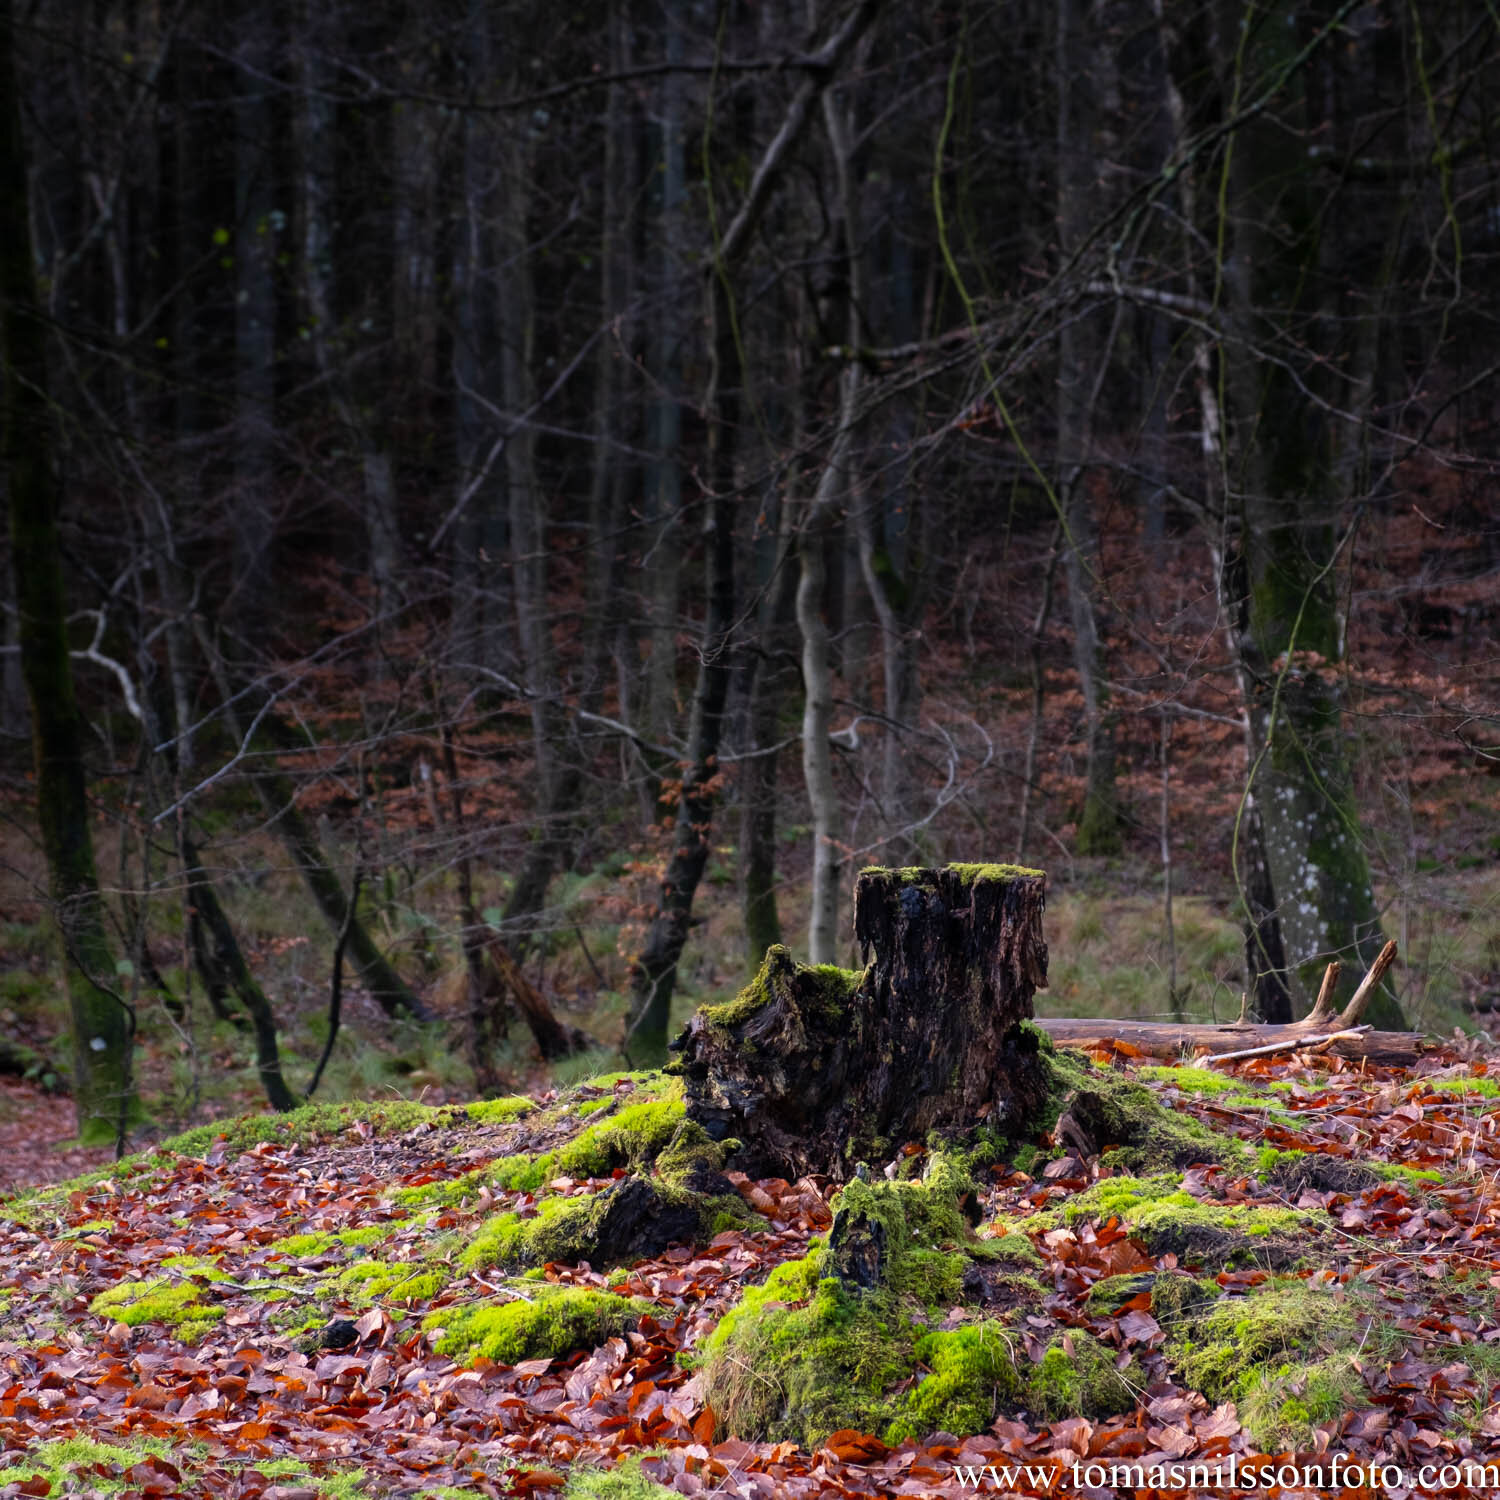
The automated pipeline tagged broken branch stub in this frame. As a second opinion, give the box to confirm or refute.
[674,864,1051,1181]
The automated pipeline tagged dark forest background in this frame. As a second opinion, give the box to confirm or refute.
[2,0,1498,1145]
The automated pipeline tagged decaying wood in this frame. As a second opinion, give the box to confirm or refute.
[1036,1016,1423,1065]
[1205,1025,1369,1065]
[678,865,1052,1181]
[1038,940,1422,1065]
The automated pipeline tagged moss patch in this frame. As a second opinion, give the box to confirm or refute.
[89,1277,222,1341]
[1137,1065,1240,1096]
[699,946,865,1031]
[159,1099,440,1162]
[466,1095,536,1124]
[1042,1051,1248,1173]
[700,1155,1126,1448]
[0,1437,189,1495]
[1031,1174,1314,1269]
[555,1095,686,1178]
[338,1260,448,1305]
[423,1285,651,1365]
[1425,1075,1500,1099]
[563,1456,677,1498]
[1170,1278,1384,1449]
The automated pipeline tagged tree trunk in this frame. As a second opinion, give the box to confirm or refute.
[180,833,297,1110]
[625,0,882,1059]
[1209,4,1405,1030]
[2,2,136,1143]
[677,864,1050,1181]
[641,20,687,747]
[739,515,795,968]
[296,5,402,635]
[796,85,863,964]
[1056,0,1120,858]
[198,648,432,1023]
[230,1,277,650]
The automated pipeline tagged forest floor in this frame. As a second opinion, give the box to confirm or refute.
[5,1046,1500,1498]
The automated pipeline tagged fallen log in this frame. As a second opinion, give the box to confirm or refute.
[1036,1016,1424,1065]
[1036,940,1425,1066]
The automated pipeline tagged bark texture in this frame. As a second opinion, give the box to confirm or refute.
[675,864,1050,1181]
[3,4,135,1143]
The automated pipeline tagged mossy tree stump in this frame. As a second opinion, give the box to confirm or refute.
[674,864,1051,1180]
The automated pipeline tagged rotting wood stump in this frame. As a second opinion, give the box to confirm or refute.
[673,864,1051,1181]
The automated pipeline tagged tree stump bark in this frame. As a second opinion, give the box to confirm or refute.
[674,864,1050,1181]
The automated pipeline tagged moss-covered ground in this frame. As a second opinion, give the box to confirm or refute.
[6,1037,1500,1493]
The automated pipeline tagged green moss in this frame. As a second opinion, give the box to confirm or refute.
[700,946,864,1031]
[1171,1278,1371,1445]
[653,1118,732,1190]
[460,1175,749,1273]
[89,1277,222,1336]
[466,1095,536,1124]
[1149,1274,1220,1327]
[460,1210,530,1272]
[1018,1019,1055,1057]
[1009,1143,1044,1176]
[1084,1272,1157,1313]
[827,1155,978,1301]
[1427,1075,1500,1099]
[1137,1065,1239,1096]
[159,1253,231,1282]
[267,1224,391,1259]
[337,1260,447,1305]
[269,1231,340,1257]
[248,1460,369,1500]
[423,1286,651,1365]
[57,1217,114,1239]
[883,1322,1132,1446]
[1238,1355,1370,1451]
[945,862,1045,883]
[701,1268,917,1446]
[159,1099,440,1162]
[1028,1330,1136,1419]
[703,1156,1067,1448]
[564,1456,677,1498]
[0,1437,186,1495]
[1029,1174,1313,1268]
[555,1094,686,1178]
[1255,1146,1442,1188]
[1040,1051,1248,1173]
[394,1092,691,1214]
[885,1322,1021,1443]
[972,1231,1043,1269]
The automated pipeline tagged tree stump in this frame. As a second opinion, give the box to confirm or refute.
[674,864,1050,1180]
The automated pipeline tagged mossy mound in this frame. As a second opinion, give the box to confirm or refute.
[1035,1173,1314,1270]
[338,1260,448,1305]
[458,1120,754,1273]
[1170,1278,1385,1449]
[1044,1051,1249,1173]
[699,949,866,1035]
[423,1285,653,1365]
[461,1175,750,1273]
[700,1154,1131,1448]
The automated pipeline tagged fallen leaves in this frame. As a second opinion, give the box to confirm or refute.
[7,1051,1500,1495]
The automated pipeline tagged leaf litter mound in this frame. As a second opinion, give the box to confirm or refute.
[4,1048,1500,1498]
